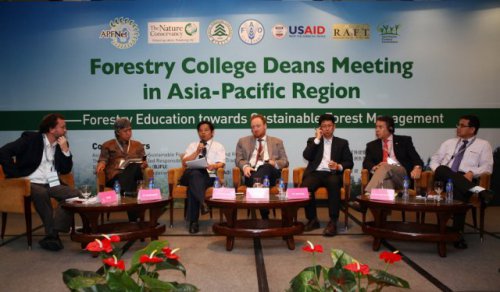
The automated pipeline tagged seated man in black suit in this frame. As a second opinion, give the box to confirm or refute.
[363,115,423,193]
[302,114,354,236]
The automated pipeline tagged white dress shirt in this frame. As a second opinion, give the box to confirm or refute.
[184,139,226,165]
[430,136,493,177]
[249,135,270,169]
[315,137,332,171]
[28,134,70,184]
[382,135,401,165]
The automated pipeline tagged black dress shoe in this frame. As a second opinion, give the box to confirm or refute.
[201,202,210,215]
[348,201,362,212]
[323,221,338,237]
[479,190,494,205]
[39,235,63,251]
[189,221,199,234]
[453,237,468,249]
[304,219,320,232]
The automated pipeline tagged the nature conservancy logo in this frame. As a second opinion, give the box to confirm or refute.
[377,24,400,43]
[148,22,200,44]
[272,23,287,39]
[239,19,264,45]
[332,24,370,40]
[207,19,233,45]
[99,17,139,49]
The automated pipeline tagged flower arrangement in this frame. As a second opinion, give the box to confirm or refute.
[288,241,409,292]
[63,235,198,291]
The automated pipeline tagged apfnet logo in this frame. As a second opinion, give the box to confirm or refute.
[99,17,139,49]
[332,24,370,40]
[148,22,200,44]
[288,25,326,38]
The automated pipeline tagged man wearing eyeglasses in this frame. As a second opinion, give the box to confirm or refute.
[430,114,494,249]
[302,114,353,236]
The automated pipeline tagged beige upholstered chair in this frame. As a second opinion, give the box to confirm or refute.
[292,168,351,229]
[0,165,74,249]
[167,167,224,227]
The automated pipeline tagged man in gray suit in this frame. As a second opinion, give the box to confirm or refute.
[235,114,289,219]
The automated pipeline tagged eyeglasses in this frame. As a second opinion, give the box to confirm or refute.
[456,124,471,128]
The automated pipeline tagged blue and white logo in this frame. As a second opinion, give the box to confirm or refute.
[239,19,264,45]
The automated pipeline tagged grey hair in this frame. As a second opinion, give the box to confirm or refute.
[114,118,131,137]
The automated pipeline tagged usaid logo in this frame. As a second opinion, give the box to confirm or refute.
[288,25,326,38]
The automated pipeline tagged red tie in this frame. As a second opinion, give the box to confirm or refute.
[253,139,263,168]
[382,139,389,162]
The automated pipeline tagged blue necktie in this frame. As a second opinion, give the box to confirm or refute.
[450,140,468,172]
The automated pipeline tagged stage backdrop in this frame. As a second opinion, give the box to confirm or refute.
[1,0,499,194]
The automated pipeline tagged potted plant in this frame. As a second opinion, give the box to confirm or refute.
[63,235,198,291]
[288,241,409,292]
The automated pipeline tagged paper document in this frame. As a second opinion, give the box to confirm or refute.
[186,158,208,169]
[117,158,143,169]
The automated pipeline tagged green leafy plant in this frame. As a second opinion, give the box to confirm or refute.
[288,241,409,292]
[63,235,198,291]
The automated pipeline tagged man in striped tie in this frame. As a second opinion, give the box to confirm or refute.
[430,114,494,249]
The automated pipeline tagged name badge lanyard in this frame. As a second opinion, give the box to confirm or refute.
[115,139,131,156]
[446,137,476,167]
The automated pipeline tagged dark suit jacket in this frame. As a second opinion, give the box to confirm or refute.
[303,136,354,176]
[363,134,423,175]
[235,135,288,170]
[0,132,73,178]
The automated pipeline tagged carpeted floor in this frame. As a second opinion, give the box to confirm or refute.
[1,205,499,291]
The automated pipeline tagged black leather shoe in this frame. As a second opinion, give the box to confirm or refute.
[323,221,338,237]
[39,235,63,251]
[304,219,320,232]
[189,221,199,234]
[201,202,210,215]
[348,201,362,212]
[453,237,468,249]
[479,190,494,205]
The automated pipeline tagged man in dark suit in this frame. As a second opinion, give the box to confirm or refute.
[302,114,354,236]
[363,116,423,192]
[235,114,289,219]
[0,113,80,251]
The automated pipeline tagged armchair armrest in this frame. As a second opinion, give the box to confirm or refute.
[232,167,241,189]
[167,167,185,195]
[293,167,305,187]
[479,172,491,189]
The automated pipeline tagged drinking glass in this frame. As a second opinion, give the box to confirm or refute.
[80,185,91,203]
[433,181,443,201]
[253,177,262,188]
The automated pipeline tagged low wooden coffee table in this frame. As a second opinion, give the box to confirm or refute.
[357,195,469,257]
[62,196,170,247]
[207,195,309,251]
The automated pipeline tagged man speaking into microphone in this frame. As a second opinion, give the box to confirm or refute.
[180,121,226,234]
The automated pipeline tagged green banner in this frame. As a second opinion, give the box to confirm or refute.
[1,108,499,131]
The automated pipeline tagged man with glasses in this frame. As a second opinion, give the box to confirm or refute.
[430,114,494,249]
[302,114,353,236]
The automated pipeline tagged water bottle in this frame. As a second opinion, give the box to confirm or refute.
[213,177,221,188]
[402,176,410,202]
[113,180,121,201]
[278,178,286,199]
[445,179,453,203]
[262,175,270,188]
[148,177,155,189]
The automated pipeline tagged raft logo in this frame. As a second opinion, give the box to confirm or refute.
[148,22,200,44]
[239,19,264,45]
[207,19,233,45]
[377,24,400,43]
[332,24,370,40]
[99,17,139,49]
[288,25,326,38]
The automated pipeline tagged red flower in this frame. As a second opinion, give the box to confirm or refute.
[344,262,370,275]
[103,256,125,271]
[109,235,121,242]
[302,241,323,253]
[86,238,113,253]
[162,247,180,260]
[140,253,163,264]
[379,251,402,264]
